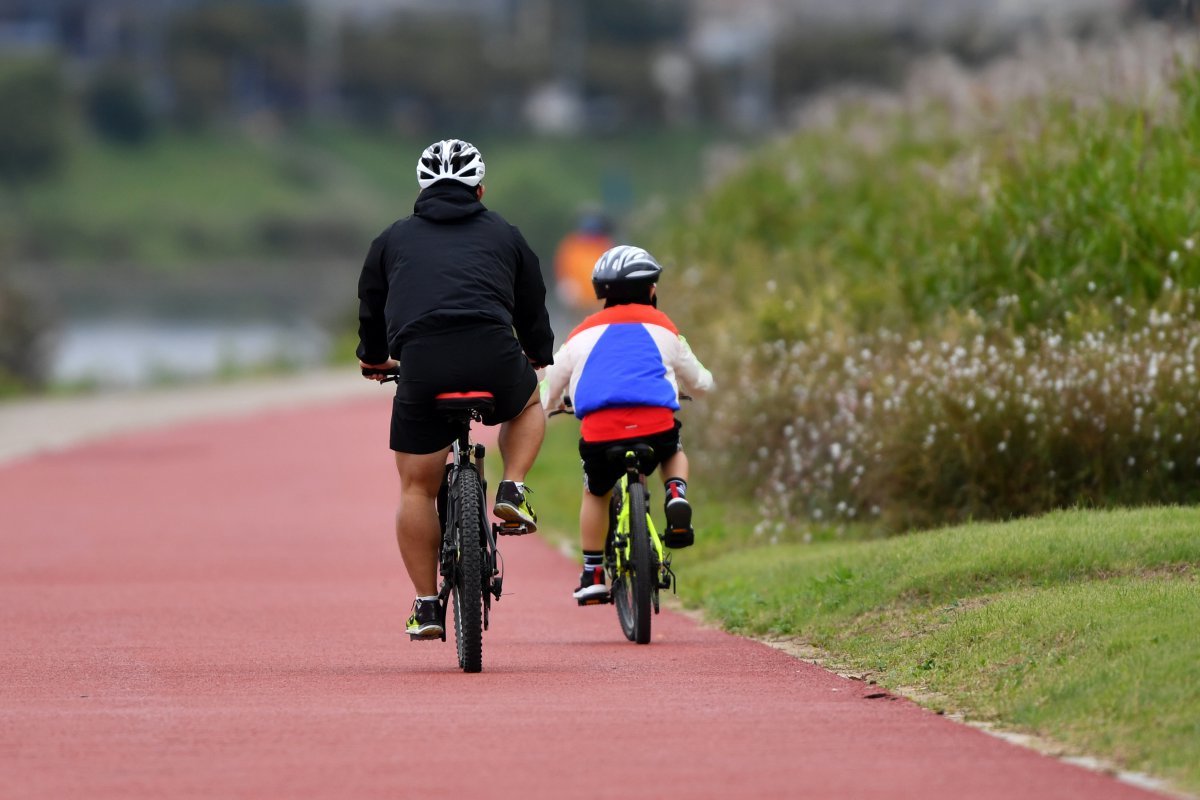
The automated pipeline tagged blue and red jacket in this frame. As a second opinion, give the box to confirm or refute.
[542,304,714,442]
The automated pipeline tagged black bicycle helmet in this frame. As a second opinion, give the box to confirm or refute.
[591,245,663,301]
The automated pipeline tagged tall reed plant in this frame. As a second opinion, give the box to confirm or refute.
[651,27,1200,538]
[694,291,1200,537]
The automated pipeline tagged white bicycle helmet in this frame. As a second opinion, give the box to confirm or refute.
[591,245,663,300]
[416,139,485,189]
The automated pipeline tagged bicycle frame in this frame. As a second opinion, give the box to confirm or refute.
[604,448,677,643]
[610,467,666,578]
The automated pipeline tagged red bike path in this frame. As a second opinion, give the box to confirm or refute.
[0,394,1170,799]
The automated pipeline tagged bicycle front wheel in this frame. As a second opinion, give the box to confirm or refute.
[614,481,653,644]
[452,466,485,672]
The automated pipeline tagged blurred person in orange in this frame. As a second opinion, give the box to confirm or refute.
[553,209,614,314]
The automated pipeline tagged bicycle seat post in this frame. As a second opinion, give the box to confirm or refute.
[474,436,485,480]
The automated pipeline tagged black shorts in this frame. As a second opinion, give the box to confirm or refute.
[578,420,683,497]
[390,323,537,454]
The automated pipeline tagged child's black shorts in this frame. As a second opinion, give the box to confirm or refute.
[578,420,683,497]
[390,323,537,454]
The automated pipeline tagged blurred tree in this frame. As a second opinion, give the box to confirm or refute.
[166,1,308,129]
[1133,0,1198,21]
[85,65,156,146]
[0,56,67,186]
[338,12,491,132]
[336,0,688,134]
[584,0,686,44]
[575,0,688,129]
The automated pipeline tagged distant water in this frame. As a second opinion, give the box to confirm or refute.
[51,318,331,387]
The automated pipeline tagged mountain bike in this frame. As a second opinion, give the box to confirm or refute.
[366,368,527,673]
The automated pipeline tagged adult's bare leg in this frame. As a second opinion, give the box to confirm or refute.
[393,447,451,597]
[498,388,544,482]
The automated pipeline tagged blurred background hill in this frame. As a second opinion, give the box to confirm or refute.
[0,0,1192,392]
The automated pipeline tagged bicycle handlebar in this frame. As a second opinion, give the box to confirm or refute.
[362,366,401,383]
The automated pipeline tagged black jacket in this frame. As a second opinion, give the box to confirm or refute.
[356,181,554,367]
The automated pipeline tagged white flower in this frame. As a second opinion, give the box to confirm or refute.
[997,441,1007,453]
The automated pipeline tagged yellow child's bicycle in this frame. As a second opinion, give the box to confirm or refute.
[588,443,677,644]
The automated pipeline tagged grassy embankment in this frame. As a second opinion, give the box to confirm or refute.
[8,127,719,269]
[533,32,1200,795]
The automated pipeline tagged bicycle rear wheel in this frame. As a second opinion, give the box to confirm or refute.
[451,466,485,672]
[614,481,653,644]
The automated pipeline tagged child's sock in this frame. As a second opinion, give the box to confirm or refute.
[664,477,688,502]
[582,550,604,570]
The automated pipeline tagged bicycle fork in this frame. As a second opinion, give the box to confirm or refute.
[611,476,677,596]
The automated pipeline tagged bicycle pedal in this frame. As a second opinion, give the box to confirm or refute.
[577,596,610,606]
[408,633,442,642]
[495,522,531,536]
[663,528,694,549]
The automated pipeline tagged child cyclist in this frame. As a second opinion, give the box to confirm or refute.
[542,245,714,602]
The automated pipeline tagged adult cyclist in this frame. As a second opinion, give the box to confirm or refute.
[357,139,554,639]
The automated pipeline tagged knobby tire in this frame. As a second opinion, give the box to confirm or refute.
[452,466,485,672]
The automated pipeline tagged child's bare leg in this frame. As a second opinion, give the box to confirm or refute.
[580,490,610,552]
[662,450,689,482]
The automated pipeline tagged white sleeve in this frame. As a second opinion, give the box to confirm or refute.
[672,334,714,397]
[541,344,575,415]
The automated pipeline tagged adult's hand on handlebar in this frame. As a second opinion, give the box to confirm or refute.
[360,359,399,381]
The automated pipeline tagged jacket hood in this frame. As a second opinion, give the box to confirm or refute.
[413,180,486,223]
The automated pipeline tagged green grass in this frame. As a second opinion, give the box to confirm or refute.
[300,127,721,264]
[13,132,394,265]
[677,506,1200,793]
[8,127,720,269]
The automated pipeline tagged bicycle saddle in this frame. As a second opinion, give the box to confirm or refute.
[604,442,656,467]
[434,391,495,417]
